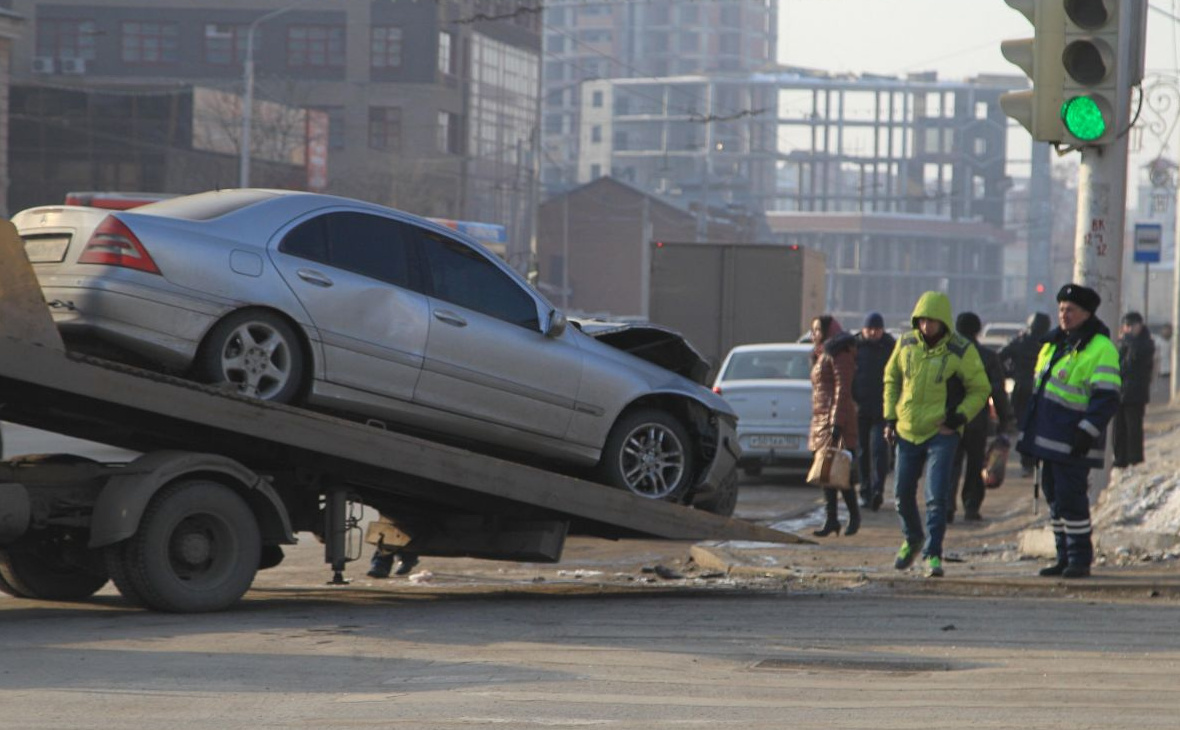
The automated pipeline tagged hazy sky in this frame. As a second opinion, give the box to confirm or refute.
[777,1,1180,172]
[778,0,1180,80]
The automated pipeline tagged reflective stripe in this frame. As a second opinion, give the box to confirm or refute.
[1043,389,1088,412]
[1050,518,1065,534]
[1079,420,1100,437]
[1034,435,1071,453]
[1092,380,1119,392]
[1048,377,1087,396]
[1093,365,1119,376]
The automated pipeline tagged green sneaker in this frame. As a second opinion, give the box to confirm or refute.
[894,541,917,570]
[925,556,944,578]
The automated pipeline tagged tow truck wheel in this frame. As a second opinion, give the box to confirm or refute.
[195,310,304,404]
[600,408,694,502]
[0,544,110,601]
[121,479,261,613]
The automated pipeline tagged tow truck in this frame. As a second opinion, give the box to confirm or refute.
[0,222,802,612]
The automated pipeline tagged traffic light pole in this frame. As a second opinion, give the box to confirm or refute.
[1072,141,1128,330]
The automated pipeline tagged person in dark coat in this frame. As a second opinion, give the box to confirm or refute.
[1113,311,1155,468]
[852,311,896,511]
[949,312,1012,522]
[808,314,861,537]
[999,311,1051,477]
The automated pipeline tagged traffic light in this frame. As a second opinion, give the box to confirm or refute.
[1058,0,1135,146]
[1000,0,1067,143]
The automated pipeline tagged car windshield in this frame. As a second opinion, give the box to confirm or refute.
[722,350,811,380]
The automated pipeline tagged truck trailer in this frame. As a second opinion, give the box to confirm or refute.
[648,241,826,371]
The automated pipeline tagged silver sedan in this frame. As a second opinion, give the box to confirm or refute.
[13,190,738,513]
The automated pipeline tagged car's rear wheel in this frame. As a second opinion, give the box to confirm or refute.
[600,408,694,502]
[196,310,304,403]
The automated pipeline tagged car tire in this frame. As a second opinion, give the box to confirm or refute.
[599,408,694,502]
[195,310,304,404]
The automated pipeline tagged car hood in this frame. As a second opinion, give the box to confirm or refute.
[576,321,712,385]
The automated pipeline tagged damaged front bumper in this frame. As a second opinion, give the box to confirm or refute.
[691,415,741,501]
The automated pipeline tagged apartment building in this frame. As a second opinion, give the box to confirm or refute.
[8,0,541,263]
[541,0,777,196]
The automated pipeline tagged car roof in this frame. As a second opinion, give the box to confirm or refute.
[726,343,813,354]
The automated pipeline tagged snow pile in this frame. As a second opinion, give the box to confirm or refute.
[1092,417,1180,539]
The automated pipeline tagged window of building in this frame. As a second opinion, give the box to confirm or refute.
[590,163,601,179]
[545,113,564,135]
[36,19,97,60]
[721,6,741,26]
[679,32,699,53]
[287,25,345,68]
[546,34,565,54]
[204,24,254,66]
[438,31,454,75]
[368,106,402,151]
[591,90,604,108]
[438,111,461,154]
[371,26,403,69]
[122,21,179,64]
[680,5,699,23]
[591,125,602,143]
[719,32,741,55]
[315,106,346,150]
[649,32,669,53]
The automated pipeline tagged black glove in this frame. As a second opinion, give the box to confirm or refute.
[830,425,842,445]
[943,411,966,430]
[1070,429,1095,458]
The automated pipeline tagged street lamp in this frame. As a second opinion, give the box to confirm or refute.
[239,4,307,188]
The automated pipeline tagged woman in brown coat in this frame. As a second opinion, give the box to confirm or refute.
[809,314,861,536]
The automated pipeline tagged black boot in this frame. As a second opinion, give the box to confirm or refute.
[813,488,842,537]
[1038,561,1067,577]
[843,488,861,536]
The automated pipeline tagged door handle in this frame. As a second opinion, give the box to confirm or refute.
[296,268,333,287]
[433,310,467,327]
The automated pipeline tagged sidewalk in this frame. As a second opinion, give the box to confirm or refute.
[692,401,1180,599]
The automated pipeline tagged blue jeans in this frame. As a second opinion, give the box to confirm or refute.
[894,432,960,559]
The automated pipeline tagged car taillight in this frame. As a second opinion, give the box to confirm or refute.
[77,216,161,275]
[712,385,723,395]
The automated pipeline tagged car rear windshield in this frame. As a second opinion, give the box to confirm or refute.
[723,351,812,380]
[134,190,282,221]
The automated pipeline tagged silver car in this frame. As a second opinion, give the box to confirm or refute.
[712,343,813,476]
[13,189,738,513]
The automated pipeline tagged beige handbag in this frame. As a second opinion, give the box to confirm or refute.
[807,447,854,490]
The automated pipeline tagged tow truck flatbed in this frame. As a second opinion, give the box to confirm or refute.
[0,222,802,612]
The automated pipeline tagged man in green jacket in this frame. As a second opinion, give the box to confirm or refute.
[883,292,990,577]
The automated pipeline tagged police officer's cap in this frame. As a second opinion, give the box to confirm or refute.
[1056,284,1100,314]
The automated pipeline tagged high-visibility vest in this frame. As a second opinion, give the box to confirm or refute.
[1019,332,1120,468]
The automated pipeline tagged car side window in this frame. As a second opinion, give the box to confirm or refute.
[417,229,540,330]
[280,212,412,288]
[280,216,329,263]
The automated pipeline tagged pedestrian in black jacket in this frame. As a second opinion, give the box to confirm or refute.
[852,311,896,511]
[999,312,1051,476]
[950,312,1013,522]
[1113,311,1154,468]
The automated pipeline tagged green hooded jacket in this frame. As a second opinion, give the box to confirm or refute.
[883,291,990,444]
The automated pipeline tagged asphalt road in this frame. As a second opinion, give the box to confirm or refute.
[3,425,1180,727]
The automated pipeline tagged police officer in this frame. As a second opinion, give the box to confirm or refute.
[1017,284,1120,579]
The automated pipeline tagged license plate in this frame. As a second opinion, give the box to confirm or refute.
[23,235,71,263]
[747,435,799,449]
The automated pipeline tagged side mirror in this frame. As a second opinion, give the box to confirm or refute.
[544,309,568,338]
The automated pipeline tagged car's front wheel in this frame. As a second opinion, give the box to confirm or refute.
[195,310,304,403]
[599,408,694,502]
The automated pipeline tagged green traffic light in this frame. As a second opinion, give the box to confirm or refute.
[1060,96,1107,142]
